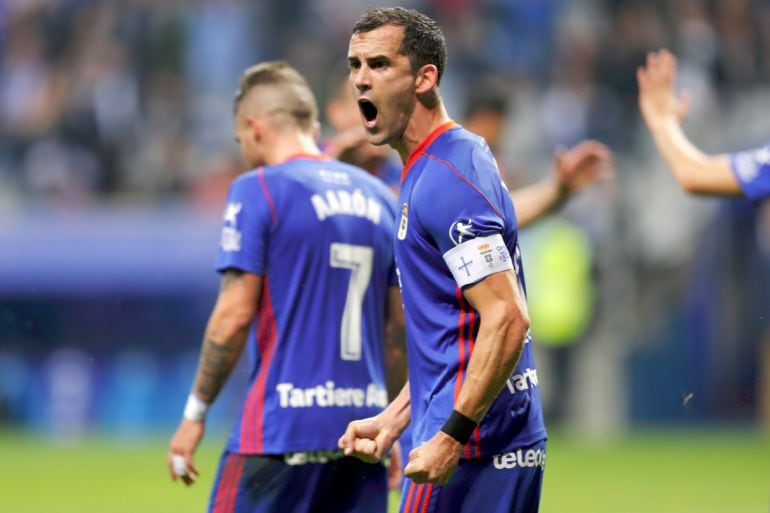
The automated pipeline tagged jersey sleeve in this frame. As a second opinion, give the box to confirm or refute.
[730,144,770,201]
[415,144,514,288]
[215,172,272,275]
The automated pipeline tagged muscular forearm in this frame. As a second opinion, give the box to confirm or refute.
[192,271,255,404]
[385,289,407,400]
[510,176,565,229]
[648,118,739,195]
[381,383,411,437]
[385,332,407,401]
[454,307,528,422]
[192,335,247,404]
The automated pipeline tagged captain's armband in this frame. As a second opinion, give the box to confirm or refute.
[442,233,513,288]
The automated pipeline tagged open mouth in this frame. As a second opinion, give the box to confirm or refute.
[358,99,379,128]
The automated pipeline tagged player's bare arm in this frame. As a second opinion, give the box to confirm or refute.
[383,285,407,490]
[511,140,613,228]
[404,269,529,485]
[384,285,407,400]
[339,286,407,468]
[193,270,259,401]
[339,382,411,462]
[167,269,261,486]
[637,49,741,196]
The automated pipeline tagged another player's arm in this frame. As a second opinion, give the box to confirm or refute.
[192,269,260,402]
[637,49,741,196]
[511,140,612,228]
[339,381,411,462]
[384,285,407,400]
[404,269,528,485]
[509,176,565,228]
[167,269,261,486]
[510,140,612,228]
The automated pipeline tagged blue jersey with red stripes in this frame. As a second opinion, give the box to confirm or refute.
[216,154,398,455]
[395,122,546,459]
[730,144,770,201]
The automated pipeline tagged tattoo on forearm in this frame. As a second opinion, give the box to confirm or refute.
[191,268,252,403]
[194,338,238,402]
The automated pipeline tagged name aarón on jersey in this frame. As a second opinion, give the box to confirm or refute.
[310,188,383,224]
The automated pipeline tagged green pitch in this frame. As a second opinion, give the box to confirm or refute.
[0,429,766,513]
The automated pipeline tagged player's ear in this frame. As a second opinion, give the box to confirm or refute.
[414,64,439,94]
[246,116,264,142]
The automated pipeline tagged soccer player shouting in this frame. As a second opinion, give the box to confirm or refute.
[638,49,770,200]
[168,61,402,513]
[339,8,546,513]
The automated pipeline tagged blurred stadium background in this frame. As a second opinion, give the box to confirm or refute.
[0,0,769,511]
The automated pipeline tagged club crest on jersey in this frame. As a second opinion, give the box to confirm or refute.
[449,219,475,245]
[397,202,409,240]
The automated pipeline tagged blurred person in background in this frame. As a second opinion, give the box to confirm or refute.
[638,48,770,200]
[638,47,770,429]
[339,7,544,512]
[463,78,612,228]
[167,61,403,513]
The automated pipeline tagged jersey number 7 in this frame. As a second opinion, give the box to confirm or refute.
[330,243,373,361]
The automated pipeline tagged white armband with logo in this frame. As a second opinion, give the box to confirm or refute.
[443,233,514,288]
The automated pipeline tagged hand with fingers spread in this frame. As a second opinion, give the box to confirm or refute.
[636,49,745,196]
[637,49,690,131]
[168,419,204,486]
[554,140,613,196]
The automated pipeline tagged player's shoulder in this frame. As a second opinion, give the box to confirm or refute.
[267,157,397,207]
[229,168,263,192]
[417,126,499,189]
[424,125,499,179]
[331,160,398,205]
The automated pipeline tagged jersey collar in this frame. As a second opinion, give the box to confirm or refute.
[281,153,331,164]
[401,121,457,183]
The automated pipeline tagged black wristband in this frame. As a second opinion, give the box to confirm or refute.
[440,410,477,444]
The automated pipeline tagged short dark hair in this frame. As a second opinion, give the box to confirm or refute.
[233,61,318,131]
[353,7,447,84]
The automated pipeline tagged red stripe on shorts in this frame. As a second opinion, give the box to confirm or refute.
[411,484,425,513]
[212,455,237,513]
[223,456,245,513]
[420,484,434,513]
[402,481,417,513]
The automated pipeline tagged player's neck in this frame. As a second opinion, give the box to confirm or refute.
[393,102,451,163]
[265,132,322,165]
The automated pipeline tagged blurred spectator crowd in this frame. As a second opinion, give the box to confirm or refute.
[2,0,770,208]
